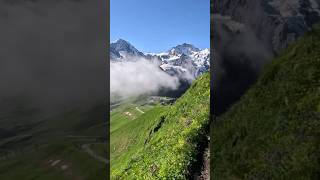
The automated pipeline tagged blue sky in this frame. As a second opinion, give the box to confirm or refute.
[110,0,210,53]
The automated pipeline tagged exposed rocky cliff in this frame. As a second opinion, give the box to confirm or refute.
[211,0,320,115]
[213,0,320,53]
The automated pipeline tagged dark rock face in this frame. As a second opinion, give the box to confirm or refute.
[110,39,145,60]
[169,43,200,55]
[213,0,320,53]
[212,0,320,115]
[110,46,121,59]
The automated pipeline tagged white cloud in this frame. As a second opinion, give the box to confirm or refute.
[110,58,180,101]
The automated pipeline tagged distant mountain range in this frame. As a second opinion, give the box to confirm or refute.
[213,0,320,53]
[110,39,210,80]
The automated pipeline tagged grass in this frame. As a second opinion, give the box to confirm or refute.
[110,105,167,173]
[111,72,210,179]
[211,25,320,179]
[0,103,108,180]
[0,140,107,180]
[111,105,147,133]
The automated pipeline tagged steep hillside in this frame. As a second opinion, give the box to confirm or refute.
[111,73,210,179]
[211,0,320,116]
[0,103,108,180]
[211,25,320,179]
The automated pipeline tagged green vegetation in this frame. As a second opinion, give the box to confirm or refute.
[0,141,106,180]
[111,105,167,172]
[211,25,320,179]
[0,104,108,180]
[111,73,210,179]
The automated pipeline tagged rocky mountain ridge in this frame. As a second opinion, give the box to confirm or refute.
[211,0,320,115]
[110,39,210,80]
[213,0,320,53]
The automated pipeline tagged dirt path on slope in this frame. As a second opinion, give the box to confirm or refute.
[196,146,210,179]
[192,136,210,180]
[135,107,145,114]
[81,144,109,164]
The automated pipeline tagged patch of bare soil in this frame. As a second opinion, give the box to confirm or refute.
[196,147,210,180]
[192,138,210,180]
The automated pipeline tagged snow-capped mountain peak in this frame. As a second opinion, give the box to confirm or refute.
[110,39,144,59]
[110,40,210,80]
[111,39,137,52]
[168,43,200,56]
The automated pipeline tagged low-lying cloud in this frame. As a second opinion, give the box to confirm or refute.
[110,58,180,101]
[0,0,106,112]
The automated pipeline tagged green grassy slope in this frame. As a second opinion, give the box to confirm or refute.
[110,100,155,133]
[211,25,320,179]
[0,141,107,180]
[0,104,108,180]
[110,104,167,171]
[111,73,210,179]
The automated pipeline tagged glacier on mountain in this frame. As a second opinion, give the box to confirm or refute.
[110,39,210,81]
